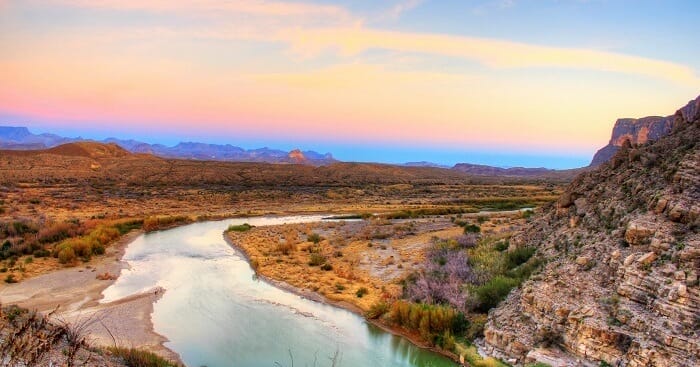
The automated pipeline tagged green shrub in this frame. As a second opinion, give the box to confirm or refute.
[320,263,333,271]
[465,314,487,340]
[24,256,32,264]
[275,241,296,255]
[52,225,120,261]
[307,233,322,244]
[227,223,253,232]
[57,247,76,264]
[366,302,389,319]
[388,301,465,346]
[0,240,12,260]
[494,241,509,252]
[4,274,17,283]
[143,215,190,232]
[33,249,50,258]
[4,305,26,322]
[108,347,181,367]
[468,240,506,279]
[473,276,519,312]
[37,222,76,244]
[6,221,38,236]
[460,343,510,367]
[113,219,144,235]
[308,253,327,266]
[93,244,106,255]
[504,247,536,269]
[463,224,481,233]
[356,287,368,298]
[507,257,542,280]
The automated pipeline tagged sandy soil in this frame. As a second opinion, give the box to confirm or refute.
[0,230,182,363]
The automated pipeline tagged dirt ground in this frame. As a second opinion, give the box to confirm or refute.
[226,211,530,313]
[0,230,182,363]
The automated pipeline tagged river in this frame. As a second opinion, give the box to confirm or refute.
[101,215,458,367]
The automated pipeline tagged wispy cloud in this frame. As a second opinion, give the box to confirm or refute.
[2,0,696,157]
[380,0,424,21]
[29,0,698,85]
[471,0,516,15]
[278,27,699,86]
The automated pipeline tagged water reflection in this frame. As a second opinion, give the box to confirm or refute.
[102,216,457,367]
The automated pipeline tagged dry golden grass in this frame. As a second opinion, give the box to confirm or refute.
[0,143,560,283]
[228,220,463,311]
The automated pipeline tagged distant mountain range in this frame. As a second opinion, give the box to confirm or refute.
[451,162,583,181]
[0,126,336,165]
[402,161,452,169]
[3,109,669,178]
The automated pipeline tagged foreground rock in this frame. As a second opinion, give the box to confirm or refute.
[484,95,700,366]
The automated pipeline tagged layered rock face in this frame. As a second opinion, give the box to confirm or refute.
[590,114,679,167]
[483,95,700,367]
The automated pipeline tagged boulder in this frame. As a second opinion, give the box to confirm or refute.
[636,252,657,265]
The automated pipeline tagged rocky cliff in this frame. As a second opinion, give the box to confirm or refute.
[483,95,700,367]
[590,114,678,167]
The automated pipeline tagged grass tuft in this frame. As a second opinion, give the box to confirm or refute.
[109,347,181,367]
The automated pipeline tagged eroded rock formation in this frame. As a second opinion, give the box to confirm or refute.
[589,107,688,167]
[483,95,700,367]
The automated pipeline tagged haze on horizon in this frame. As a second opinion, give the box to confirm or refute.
[1,0,699,169]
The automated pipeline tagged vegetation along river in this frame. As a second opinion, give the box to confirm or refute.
[101,215,457,367]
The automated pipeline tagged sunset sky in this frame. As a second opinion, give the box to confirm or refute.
[1,0,698,168]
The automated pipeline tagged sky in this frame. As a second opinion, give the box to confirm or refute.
[1,0,699,168]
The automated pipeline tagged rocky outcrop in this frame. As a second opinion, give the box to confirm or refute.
[589,110,688,167]
[287,149,307,164]
[483,95,700,367]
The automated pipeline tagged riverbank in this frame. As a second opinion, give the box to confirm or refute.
[0,229,183,364]
[223,232,463,365]
[0,211,518,366]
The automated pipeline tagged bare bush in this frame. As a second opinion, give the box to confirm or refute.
[0,305,106,367]
[405,246,476,311]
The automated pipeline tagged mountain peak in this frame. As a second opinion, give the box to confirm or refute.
[46,141,131,159]
[287,149,307,164]
[0,126,32,141]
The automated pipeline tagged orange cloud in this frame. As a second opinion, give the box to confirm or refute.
[278,27,700,86]
[2,0,697,154]
[30,0,699,85]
